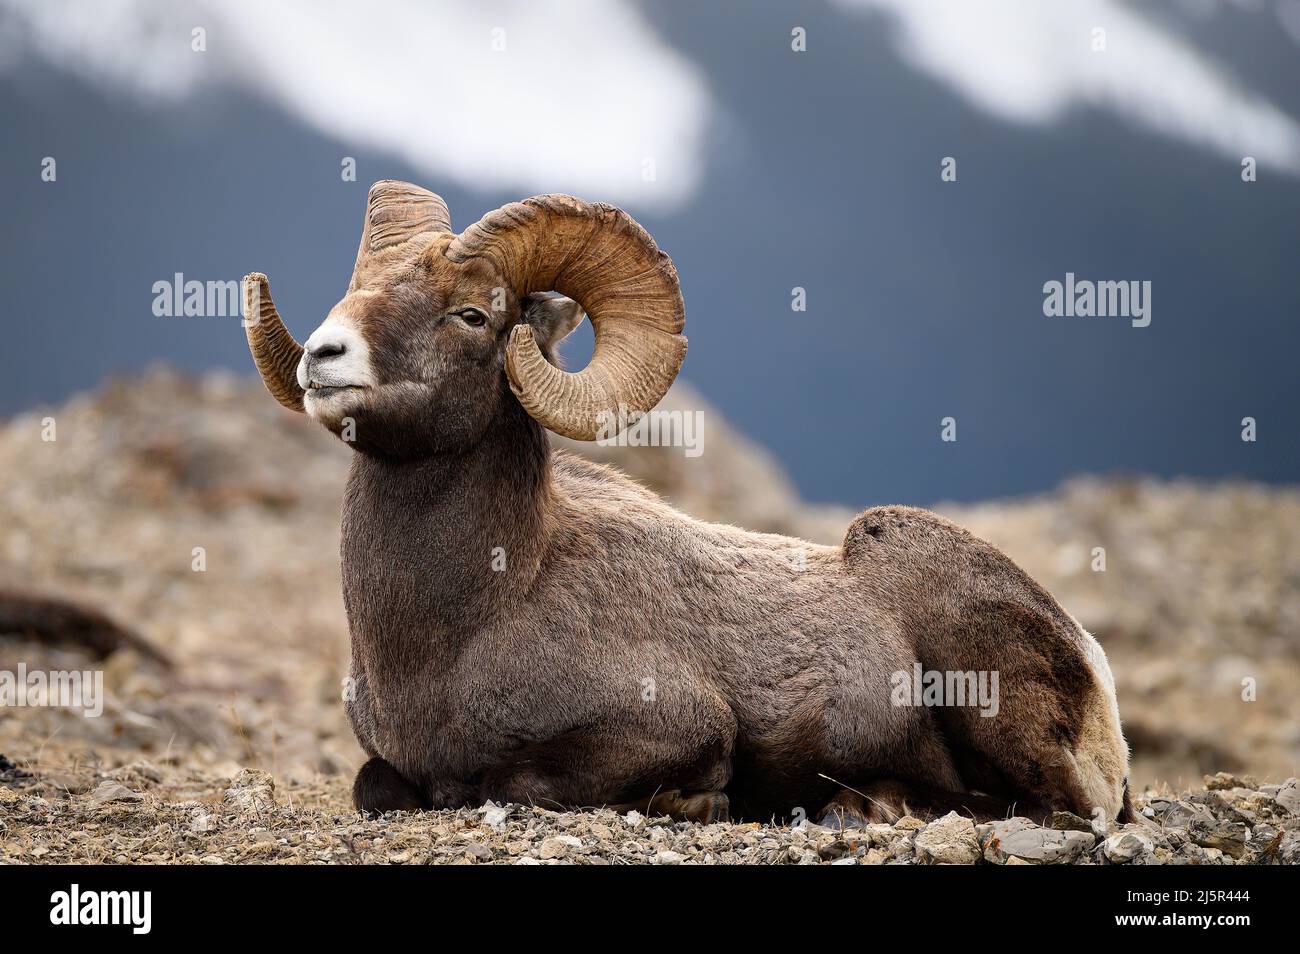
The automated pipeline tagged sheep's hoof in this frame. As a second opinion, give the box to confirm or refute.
[817,788,873,830]
[353,757,428,817]
[679,791,730,824]
[614,789,730,823]
[818,806,870,831]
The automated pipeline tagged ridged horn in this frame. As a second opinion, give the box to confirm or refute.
[445,195,686,441]
[351,180,453,291]
[242,272,304,412]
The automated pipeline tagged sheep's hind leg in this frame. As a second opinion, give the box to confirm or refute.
[353,756,429,817]
[817,779,1038,828]
[607,789,730,823]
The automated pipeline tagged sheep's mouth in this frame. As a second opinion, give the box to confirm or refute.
[306,384,364,398]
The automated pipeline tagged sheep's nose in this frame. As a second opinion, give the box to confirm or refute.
[308,337,347,361]
[298,321,369,392]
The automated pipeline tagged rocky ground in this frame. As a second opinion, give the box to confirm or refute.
[2,762,1296,864]
[1,368,1297,864]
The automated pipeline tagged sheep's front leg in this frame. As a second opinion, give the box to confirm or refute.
[480,711,735,823]
[352,756,428,817]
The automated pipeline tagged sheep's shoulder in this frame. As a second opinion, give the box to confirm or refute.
[549,450,830,568]
[551,451,667,508]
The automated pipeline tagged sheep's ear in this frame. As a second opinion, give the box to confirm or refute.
[522,294,584,352]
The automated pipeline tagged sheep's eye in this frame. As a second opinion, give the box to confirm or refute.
[455,308,488,327]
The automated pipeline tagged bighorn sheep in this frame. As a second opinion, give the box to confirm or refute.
[244,180,1131,826]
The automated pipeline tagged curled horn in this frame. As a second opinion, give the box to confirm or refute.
[446,195,686,441]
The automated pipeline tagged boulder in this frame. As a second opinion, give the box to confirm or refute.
[1274,778,1300,816]
[1103,829,1154,864]
[982,817,1094,864]
[914,811,981,865]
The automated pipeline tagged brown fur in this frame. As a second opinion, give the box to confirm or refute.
[337,412,1129,822]
[252,193,1130,823]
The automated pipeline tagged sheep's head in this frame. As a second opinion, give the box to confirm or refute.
[243,180,687,457]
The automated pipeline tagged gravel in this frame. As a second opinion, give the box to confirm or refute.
[2,759,1296,864]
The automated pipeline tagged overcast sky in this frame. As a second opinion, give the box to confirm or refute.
[3,0,1297,505]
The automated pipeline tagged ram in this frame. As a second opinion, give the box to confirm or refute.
[243,180,1131,826]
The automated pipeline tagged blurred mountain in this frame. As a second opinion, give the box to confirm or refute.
[2,0,1298,506]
